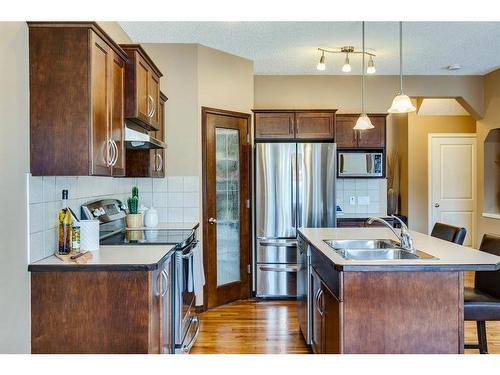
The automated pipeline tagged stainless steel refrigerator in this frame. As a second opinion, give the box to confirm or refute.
[254,143,336,298]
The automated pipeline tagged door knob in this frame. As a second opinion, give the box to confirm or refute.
[208,217,217,225]
[434,203,440,208]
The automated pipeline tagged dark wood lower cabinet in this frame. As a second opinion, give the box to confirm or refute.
[309,246,464,354]
[311,267,341,354]
[30,264,168,354]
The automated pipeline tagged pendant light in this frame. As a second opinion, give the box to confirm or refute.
[388,22,416,113]
[353,22,374,130]
[342,53,352,73]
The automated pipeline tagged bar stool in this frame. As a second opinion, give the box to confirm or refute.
[464,234,500,354]
[430,222,467,245]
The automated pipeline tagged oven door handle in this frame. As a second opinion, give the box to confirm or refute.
[258,265,298,273]
[182,316,200,353]
[180,239,198,259]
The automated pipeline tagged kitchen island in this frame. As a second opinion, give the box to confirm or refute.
[298,228,500,354]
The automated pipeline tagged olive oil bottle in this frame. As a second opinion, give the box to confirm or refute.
[58,190,72,255]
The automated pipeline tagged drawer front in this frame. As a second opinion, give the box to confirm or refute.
[257,239,297,263]
[256,263,298,297]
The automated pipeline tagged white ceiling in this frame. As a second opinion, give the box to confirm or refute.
[119,22,500,76]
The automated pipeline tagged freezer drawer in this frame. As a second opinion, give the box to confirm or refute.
[256,263,298,297]
[257,239,297,263]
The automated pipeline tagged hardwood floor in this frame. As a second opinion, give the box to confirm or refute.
[190,299,311,354]
[191,298,500,354]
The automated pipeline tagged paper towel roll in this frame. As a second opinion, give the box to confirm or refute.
[80,220,100,251]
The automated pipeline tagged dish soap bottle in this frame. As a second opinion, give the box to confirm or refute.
[58,190,72,255]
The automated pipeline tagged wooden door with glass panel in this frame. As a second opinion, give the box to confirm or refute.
[202,107,250,309]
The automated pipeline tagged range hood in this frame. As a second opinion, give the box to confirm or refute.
[125,124,166,150]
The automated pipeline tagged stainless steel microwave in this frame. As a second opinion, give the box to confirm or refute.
[338,151,383,177]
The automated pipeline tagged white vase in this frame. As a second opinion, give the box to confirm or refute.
[144,207,159,228]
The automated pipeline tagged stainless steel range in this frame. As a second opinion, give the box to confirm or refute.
[81,199,200,354]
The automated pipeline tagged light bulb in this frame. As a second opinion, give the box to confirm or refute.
[367,56,376,74]
[387,94,416,113]
[341,54,351,73]
[317,53,326,71]
[353,114,375,130]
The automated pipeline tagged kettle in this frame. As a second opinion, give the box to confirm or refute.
[144,207,159,228]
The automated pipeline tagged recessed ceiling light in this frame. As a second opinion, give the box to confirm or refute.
[447,64,462,71]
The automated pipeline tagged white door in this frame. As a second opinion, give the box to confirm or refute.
[428,134,476,246]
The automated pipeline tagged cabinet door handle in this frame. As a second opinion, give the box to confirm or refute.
[111,140,119,166]
[106,139,114,167]
[318,289,324,316]
[161,270,168,297]
[155,153,163,171]
[148,95,156,118]
[156,271,163,296]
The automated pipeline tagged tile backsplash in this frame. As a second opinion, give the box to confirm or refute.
[336,178,387,215]
[28,175,200,263]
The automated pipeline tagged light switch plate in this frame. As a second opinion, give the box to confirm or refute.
[358,196,370,205]
[349,196,356,205]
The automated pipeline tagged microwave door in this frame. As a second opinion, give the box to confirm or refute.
[339,153,369,176]
[256,143,296,239]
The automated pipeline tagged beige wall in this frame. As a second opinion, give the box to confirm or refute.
[254,75,484,118]
[143,44,200,177]
[476,69,500,246]
[0,22,30,353]
[407,111,476,233]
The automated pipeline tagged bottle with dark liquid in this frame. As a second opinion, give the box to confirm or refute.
[58,190,72,255]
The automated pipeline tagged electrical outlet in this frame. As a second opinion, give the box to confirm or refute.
[349,196,356,205]
[358,196,370,205]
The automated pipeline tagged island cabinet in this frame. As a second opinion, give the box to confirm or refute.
[126,91,167,177]
[30,257,173,354]
[335,114,386,148]
[311,268,341,354]
[28,22,128,176]
[309,245,464,354]
[121,44,163,132]
[253,110,337,141]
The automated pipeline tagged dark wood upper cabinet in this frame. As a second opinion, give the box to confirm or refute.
[335,114,387,149]
[121,44,163,132]
[28,22,128,176]
[126,91,167,178]
[253,110,336,141]
[295,111,335,140]
[254,112,295,140]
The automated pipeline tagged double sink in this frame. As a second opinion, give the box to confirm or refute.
[324,239,436,260]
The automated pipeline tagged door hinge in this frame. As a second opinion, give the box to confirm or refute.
[246,133,251,144]
[246,199,250,209]
[247,264,251,274]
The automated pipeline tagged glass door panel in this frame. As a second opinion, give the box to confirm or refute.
[215,128,241,286]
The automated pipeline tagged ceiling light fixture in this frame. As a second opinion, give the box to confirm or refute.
[353,22,374,131]
[342,53,352,73]
[367,55,376,74]
[388,22,416,113]
[316,46,375,74]
[317,51,326,71]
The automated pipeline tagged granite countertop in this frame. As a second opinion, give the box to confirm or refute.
[299,227,500,272]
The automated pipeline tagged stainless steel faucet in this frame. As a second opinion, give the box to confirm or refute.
[366,215,415,252]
